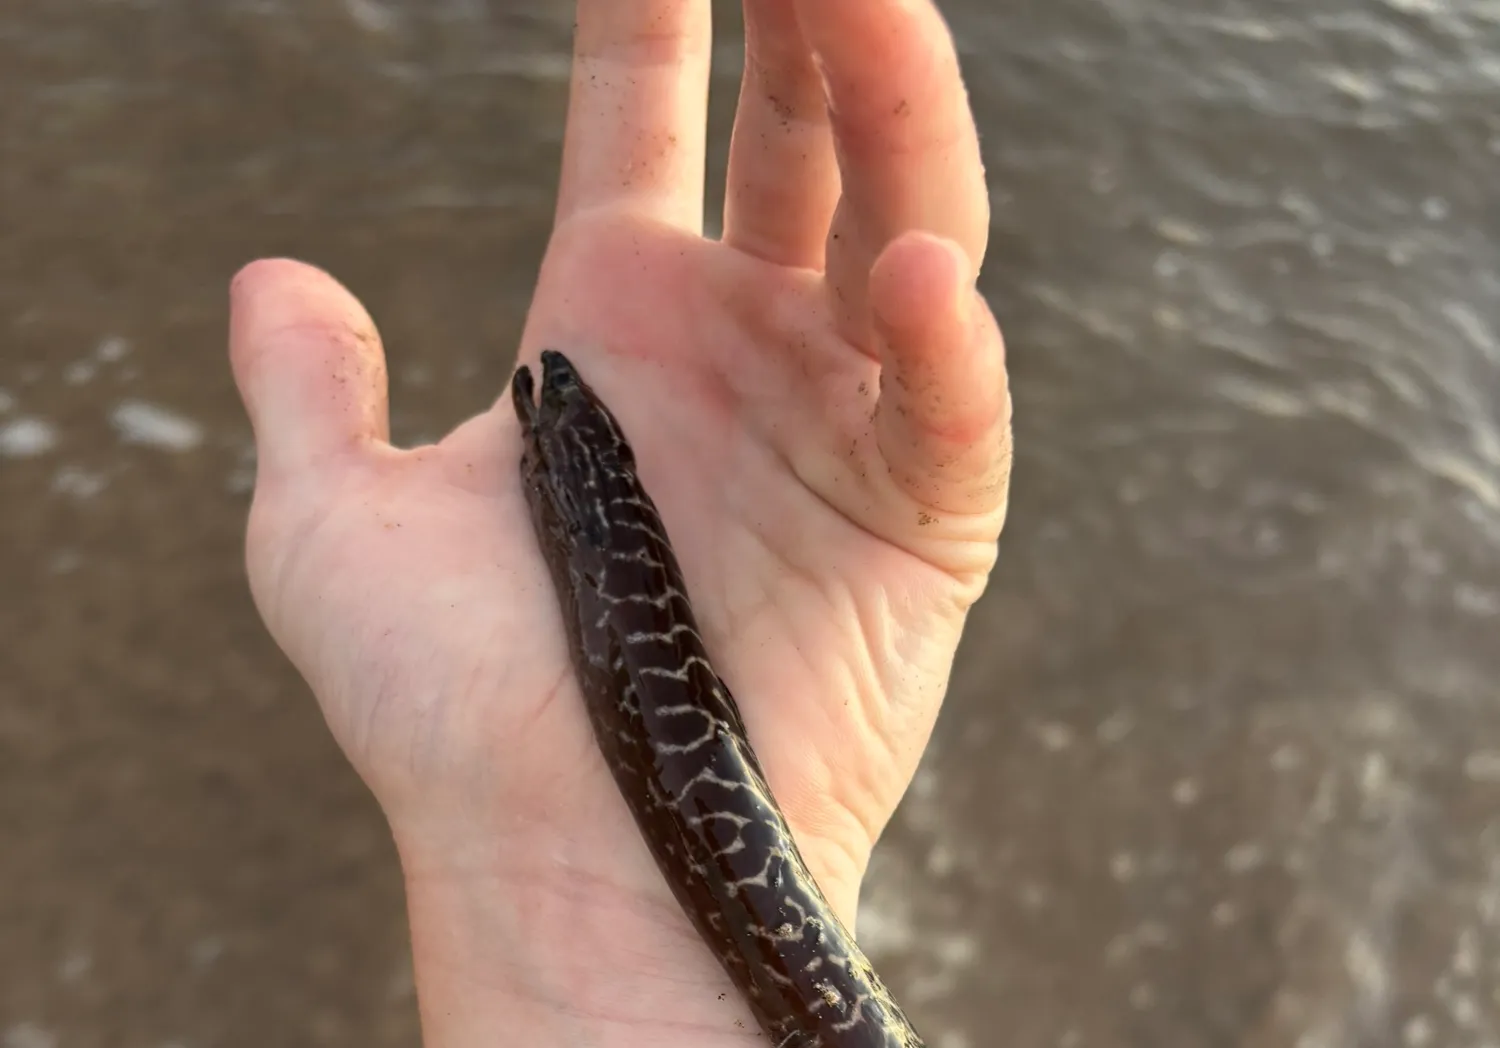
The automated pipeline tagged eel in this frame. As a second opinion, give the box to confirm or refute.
[512,349,926,1048]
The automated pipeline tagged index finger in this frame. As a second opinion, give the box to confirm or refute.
[556,0,713,231]
[797,0,989,344]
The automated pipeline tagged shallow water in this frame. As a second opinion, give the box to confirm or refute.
[2,2,1497,1046]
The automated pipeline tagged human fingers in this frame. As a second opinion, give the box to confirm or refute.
[869,232,1010,517]
[720,0,840,268]
[555,0,713,232]
[797,0,989,347]
[228,259,390,487]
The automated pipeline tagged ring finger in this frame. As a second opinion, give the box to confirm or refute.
[798,0,990,348]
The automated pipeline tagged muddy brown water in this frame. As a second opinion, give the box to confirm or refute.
[3,2,1499,1046]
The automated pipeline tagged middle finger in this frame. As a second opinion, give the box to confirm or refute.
[721,0,841,269]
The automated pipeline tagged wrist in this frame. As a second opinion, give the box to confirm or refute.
[395,827,762,1048]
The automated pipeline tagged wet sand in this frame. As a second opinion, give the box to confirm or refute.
[3,2,1499,1046]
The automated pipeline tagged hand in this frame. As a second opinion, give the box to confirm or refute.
[229,1,1008,1044]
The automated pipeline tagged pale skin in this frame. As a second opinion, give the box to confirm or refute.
[228,1,1010,1044]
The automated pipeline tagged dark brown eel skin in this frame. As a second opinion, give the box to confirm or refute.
[513,350,925,1048]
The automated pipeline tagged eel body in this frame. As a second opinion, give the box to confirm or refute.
[512,350,925,1048]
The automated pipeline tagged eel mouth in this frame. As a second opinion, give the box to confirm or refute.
[539,348,582,396]
[511,349,586,432]
[510,363,537,430]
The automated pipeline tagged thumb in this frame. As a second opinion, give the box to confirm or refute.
[869,231,1011,517]
[228,258,391,486]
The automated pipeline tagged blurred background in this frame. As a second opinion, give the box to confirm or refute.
[2,1,1498,1045]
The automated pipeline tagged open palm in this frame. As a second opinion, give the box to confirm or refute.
[230,0,1008,1040]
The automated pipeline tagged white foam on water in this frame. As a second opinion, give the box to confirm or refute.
[226,442,257,495]
[1315,65,1385,103]
[225,467,255,495]
[1172,777,1202,806]
[1017,881,1051,911]
[401,363,433,387]
[188,935,224,970]
[925,843,957,877]
[0,417,57,458]
[386,954,416,1001]
[857,884,916,957]
[64,361,97,385]
[57,950,92,983]
[3,1024,57,1048]
[1403,1014,1434,1046]
[343,0,396,33]
[111,401,203,452]
[0,389,14,413]
[1225,841,1267,874]
[1031,720,1075,752]
[1271,744,1306,771]
[1463,751,1500,783]
[95,336,130,362]
[52,466,107,499]
[1097,710,1135,745]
